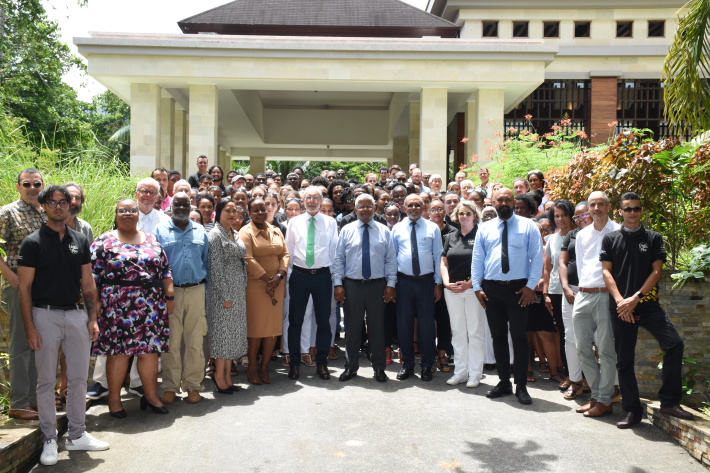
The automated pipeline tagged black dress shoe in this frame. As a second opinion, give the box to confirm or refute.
[288,365,300,380]
[486,382,513,399]
[421,366,433,382]
[317,365,330,380]
[515,386,532,405]
[397,367,414,380]
[339,368,358,382]
[659,405,694,420]
[109,409,127,419]
[374,369,388,383]
[616,411,642,429]
[483,363,496,371]
[140,396,169,414]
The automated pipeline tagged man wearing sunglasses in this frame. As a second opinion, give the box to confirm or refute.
[600,192,692,428]
[0,168,46,420]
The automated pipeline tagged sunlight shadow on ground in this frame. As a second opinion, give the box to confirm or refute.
[463,437,559,473]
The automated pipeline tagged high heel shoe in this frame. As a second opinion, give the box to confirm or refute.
[228,386,240,392]
[109,409,127,419]
[140,396,169,414]
[214,383,233,395]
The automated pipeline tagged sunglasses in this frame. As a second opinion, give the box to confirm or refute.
[22,181,43,188]
[117,208,139,214]
[458,211,474,217]
[621,206,642,213]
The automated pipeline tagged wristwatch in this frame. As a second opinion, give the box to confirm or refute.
[277,273,284,280]
[636,291,644,300]
[166,295,175,301]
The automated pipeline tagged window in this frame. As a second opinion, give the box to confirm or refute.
[513,21,529,38]
[648,20,665,37]
[482,21,498,38]
[616,21,633,38]
[543,21,560,38]
[574,21,591,38]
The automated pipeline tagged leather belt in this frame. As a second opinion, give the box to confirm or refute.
[397,272,433,281]
[579,287,608,293]
[344,277,386,284]
[176,279,206,288]
[33,304,84,311]
[293,265,330,275]
[486,279,527,285]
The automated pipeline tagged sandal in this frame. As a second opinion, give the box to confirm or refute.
[527,370,536,383]
[564,381,584,400]
[385,348,393,365]
[538,362,549,373]
[206,359,216,378]
[301,354,316,367]
[437,356,451,372]
[231,360,239,376]
[281,354,290,367]
[549,373,565,384]
[55,388,67,412]
[328,347,340,360]
[558,377,572,391]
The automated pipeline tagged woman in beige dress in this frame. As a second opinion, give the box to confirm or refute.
[239,197,289,385]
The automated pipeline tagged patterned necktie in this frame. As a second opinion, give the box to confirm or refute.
[411,220,420,276]
[501,220,510,274]
[306,216,315,267]
[362,223,371,279]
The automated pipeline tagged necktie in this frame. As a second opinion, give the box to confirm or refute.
[411,221,420,276]
[306,216,315,267]
[362,223,371,279]
[501,220,510,274]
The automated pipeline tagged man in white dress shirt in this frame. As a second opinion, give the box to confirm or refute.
[285,187,338,380]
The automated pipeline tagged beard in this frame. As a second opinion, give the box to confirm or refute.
[68,204,81,217]
[496,205,513,219]
[172,209,191,224]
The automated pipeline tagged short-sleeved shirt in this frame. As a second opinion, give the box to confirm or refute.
[575,218,620,288]
[0,199,46,289]
[154,220,209,286]
[599,225,666,308]
[442,227,477,283]
[545,232,564,294]
[18,225,90,306]
[560,227,581,287]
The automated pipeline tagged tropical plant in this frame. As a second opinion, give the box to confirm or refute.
[671,244,710,288]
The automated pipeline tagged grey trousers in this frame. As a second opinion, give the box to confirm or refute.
[33,307,90,441]
[343,278,387,371]
[4,285,37,409]
[573,291,617,405]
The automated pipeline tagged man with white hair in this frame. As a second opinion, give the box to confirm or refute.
[460,179,474,198]
[455,171,466,184]
[172,179,192,195]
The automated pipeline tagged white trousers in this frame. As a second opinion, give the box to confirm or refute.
[92,354,141,388]
[444,288,486,381]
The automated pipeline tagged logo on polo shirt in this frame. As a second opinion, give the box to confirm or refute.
[639,242,649,253]
[68,243,79,254]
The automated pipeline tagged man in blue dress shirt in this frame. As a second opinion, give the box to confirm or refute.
[391,194,443,382]
[333,194,396,383]
[471,188,543,405]
[155,192,209,405]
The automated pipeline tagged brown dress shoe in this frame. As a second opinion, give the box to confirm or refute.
[659,405,694,420]
[576,399,597,413]
[288,365,299,380]
[160,391,176,404]
[616,411,642,429]
[187,390,202,404]
[584,402,613,417]
[8,407,39,420]
[317,365,330,380]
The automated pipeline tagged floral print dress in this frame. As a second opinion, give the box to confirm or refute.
[90,231,172,355]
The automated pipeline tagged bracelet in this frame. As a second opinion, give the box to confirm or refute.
[165,295,175,301]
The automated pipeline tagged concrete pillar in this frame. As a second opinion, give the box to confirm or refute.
[408,101,420,167]
[474,89,505,164]
[174,108,187,176]
[188,84,218,168]
[590,76,619,145]
[391,137,409,171]
[219,148,230,173]
[464,101,476,167]
[160,97,175,170]
[419,88,448,182]
[129,83,161,176]
[250,156,266,174]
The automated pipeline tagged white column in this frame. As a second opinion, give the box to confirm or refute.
[174,107,187,176]
[188,84,218,167]
[129,83,161,176]
[474,89,505,164]
[408,101,420,167]
[391,137,408,170]
[160,97,175,170]
[250,156,266,174]
[419,88,448,181]
[464,100,476,165]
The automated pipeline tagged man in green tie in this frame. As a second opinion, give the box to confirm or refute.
[284,187,339,380]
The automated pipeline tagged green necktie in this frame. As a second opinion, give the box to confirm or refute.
[306,216,315,267]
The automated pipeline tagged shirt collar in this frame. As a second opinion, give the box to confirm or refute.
[498,213,517,227]
[168,219,194,234]
[18,198,43,214]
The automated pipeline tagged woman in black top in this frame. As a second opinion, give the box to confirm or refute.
[429,199,455,371]
[440,201,485,388]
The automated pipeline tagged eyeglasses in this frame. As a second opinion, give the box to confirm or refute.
[117,208,138,214]
[22,181,43,188]
[458,211,475,217]
[46,200,68,209]
[138,189,158,196]
[572,213,589,222]
[621,206,642,213]
[482,214,496,221]
[541,228,553,234]
[429,208,445,213]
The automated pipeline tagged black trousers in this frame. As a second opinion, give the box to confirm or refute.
[343,278,387,371]
[384,301,397,347]
[549,294,567,370]
[611,300,684,415]
[288,270,333,366]
[434,296,452,352]
[482,280,530,387]
[396,275,436,369]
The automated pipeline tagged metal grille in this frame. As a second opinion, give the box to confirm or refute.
[616,80,684,140]
[505,80,590,134]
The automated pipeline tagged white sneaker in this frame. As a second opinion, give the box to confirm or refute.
[65,432,109,451]
[466,378,480,388]
[446,375,467,386]
[40,439,58,466]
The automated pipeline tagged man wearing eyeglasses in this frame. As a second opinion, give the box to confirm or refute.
[0,168,46,419]
[600,192,692,428]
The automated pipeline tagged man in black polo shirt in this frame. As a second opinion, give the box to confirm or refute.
[18,185,108,465]
[600,191,692,429]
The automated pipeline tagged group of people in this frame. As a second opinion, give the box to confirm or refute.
[0,157,693,466]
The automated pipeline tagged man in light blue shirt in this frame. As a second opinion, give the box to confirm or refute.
[154,192,209,405]
[471,188,542,405]
[391,194,443,382]
[333,194,396,383]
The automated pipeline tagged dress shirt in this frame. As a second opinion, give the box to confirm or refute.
[333,219,396,288]
[285,211,338,269]
[470,214,543,291]
[154,220,209,286]
[138,208,169,235]
[0,199,46,288]
[160,194,172,211]
[575,217,620,288]
[391,217,443,284]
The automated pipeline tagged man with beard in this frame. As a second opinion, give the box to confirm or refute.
[155,193,209,404]
[64,182,93,242]
[471,188,543,405]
